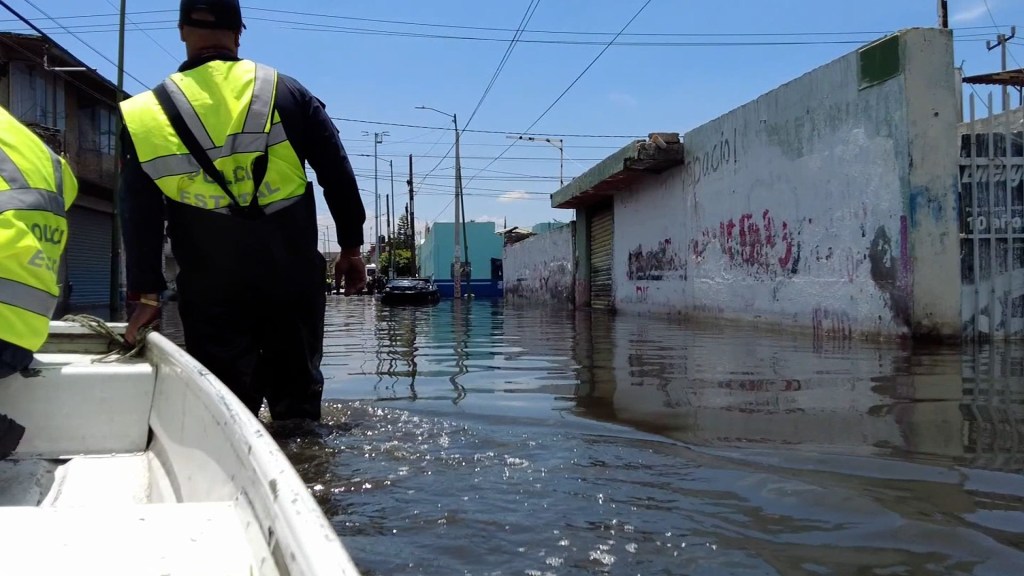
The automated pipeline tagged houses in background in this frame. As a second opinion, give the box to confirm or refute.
[1,32,126,314]
[419,221,504,297]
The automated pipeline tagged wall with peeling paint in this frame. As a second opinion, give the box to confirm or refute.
[503,224,575,305]
[611,28,960,339]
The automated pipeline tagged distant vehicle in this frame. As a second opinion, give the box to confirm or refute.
[378,278,441,306]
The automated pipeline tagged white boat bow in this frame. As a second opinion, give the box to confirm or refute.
[0,321,361,576]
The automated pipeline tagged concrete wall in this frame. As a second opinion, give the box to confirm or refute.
[610,28,960,339]
[503,223,575,304]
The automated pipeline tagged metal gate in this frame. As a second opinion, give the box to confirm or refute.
[65,206,112,309]
[589,206,614,310]
[960,93,1024,340]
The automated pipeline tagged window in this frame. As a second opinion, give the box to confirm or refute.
[78,105,117,156]
[9,62,66,130]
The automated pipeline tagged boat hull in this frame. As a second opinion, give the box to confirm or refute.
[0,322,362,575]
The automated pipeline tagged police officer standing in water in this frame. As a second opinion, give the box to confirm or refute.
[0,103,79,458]
[119,0,367,421]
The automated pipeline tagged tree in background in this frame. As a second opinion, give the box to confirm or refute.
[396,212,413,251]
[380,248,414,278]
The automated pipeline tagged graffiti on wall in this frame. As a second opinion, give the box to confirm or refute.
[867,217,912,329]
[812,307,854,342]
[684,128,739,189]
[507,260,573,302]
[691,209,801,278]
[627,238,687,281]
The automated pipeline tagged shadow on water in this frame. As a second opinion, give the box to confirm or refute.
[160,297,1024,575]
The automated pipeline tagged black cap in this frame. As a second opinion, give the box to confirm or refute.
[179,0,245,31]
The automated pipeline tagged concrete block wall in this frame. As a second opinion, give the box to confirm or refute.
[612,28,960,339]
[503,224,575,304]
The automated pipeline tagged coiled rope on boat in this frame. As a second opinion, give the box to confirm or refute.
[59,315,155,363]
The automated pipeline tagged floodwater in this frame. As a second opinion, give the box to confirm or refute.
[164,298,1024,575]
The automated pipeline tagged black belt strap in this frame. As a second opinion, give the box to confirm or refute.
[152,82,267,219]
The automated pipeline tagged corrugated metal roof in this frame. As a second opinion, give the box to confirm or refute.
[962,68,1024,87]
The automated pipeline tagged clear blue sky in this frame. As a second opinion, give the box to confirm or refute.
[2,0,1022,252]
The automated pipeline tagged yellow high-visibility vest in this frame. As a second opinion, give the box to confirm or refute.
[120,59,307,215]
[0,105,79,352]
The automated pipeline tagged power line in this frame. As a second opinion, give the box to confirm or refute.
[463,0,540,130]
[465,0,653,188]
[347,152,605,162]
[20,0,150,90]
[332,116,643,139]
[982,0,1023,70]
[102,0,177,62]
[5,8,1005,38]
[0,2,125,107]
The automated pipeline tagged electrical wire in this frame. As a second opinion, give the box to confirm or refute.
[20,0,150,90]
[465,0,654,188]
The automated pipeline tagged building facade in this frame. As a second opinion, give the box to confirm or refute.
[548,28,961,341]
[0,32,126,314]
[419,221,504,297]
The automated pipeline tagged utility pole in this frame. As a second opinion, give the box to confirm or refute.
[938,0,948,28]
[987,26,1018,112]
[389,159,395,276]
[506,134,565,188]
[415,105,461,298]
[364,131,388,268]
[408,154,416,276]
[453,113,462,299]
[110,0,127,318]
[385,192,392,277]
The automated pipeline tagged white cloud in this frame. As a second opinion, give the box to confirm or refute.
[498,190,530,203]
[470,214,504,223]
[609,92,638,107]
[951,1,992,24]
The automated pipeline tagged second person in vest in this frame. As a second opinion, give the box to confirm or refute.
[119,0,367,422]
[0,103,79,458]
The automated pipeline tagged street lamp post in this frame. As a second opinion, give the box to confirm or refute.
[507,135,564,188]
[416,106,463,299]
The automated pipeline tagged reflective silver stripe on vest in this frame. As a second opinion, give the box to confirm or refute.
[162,77,216,150]
[49,151,63,198]
[0,277,57,318]
[196,192,303,216]
[140,122,289,181]
[0,144,30,189]
[0,188,67,217]
[0,142,65,211]
[262,194,303,215]
[243,64,276,134]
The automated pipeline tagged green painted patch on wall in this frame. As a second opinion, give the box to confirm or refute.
[858,34,902,89]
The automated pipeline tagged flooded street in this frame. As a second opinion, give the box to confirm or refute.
[166,298,1024,575]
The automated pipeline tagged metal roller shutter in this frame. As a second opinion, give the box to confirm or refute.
[589,206,614,310]
[65,206,112,308]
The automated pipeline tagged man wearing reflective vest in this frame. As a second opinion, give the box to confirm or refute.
[0,104,79,458]
[119,0,367,422]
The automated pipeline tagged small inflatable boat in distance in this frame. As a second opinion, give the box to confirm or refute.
[378,278,441,306]
[0,322,362,576]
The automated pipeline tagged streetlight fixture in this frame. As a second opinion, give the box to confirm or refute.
[416,105,464,299]
[507,135,564,188]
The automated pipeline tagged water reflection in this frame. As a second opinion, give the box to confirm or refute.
[157,297,1024,575]
[568,311,1024,474]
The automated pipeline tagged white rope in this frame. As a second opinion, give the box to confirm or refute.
[59,314,154,363]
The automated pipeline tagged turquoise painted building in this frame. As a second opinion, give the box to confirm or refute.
[420,221,504,297]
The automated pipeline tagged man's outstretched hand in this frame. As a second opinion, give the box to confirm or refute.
[335,252,367,296]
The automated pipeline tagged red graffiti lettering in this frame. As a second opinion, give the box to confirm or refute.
[707,209,799,276]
